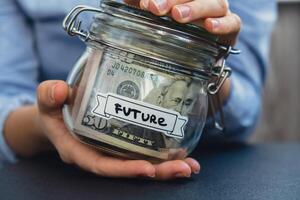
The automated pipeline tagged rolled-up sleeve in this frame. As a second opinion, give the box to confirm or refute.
[0,0,39,166]
[202,0,277,142]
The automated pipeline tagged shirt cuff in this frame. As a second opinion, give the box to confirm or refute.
[0,95,35,167]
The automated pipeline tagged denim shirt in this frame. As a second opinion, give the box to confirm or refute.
[0,0,277,167]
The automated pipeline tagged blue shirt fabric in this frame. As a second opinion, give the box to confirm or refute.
[0,0,277,167]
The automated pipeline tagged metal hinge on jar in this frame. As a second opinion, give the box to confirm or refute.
[63,5,101,42]
[208,46,240,95]
[208,46,241,132]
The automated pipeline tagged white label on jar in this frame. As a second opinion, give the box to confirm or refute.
[92,92,188,139]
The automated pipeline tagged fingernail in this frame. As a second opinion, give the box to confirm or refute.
[176,5,191,19]
[50,83,57,103]
[139,173,156,178]
[138,170,156,178]
[175,172,191,178]
[212,19,221,30]
[194,169,200,174]
[148,173,156,178]
[153,0,167,11]
[141,0,149,9]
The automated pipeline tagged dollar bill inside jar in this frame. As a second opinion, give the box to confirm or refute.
[62,1,233,161]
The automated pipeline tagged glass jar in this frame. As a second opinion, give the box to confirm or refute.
[62,1,239,162]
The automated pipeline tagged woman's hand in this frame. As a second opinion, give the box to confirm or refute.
[126,0,241,46]
[36,80,200,180]
[125,0,241,106]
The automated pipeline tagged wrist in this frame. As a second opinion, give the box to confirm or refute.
[3,105,52,157]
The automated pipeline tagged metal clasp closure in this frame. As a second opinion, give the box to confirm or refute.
[62,5,103,42]
[207,46,241,132]
[208,46,240,95]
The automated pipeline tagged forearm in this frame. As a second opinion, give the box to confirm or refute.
[3,105,52,157]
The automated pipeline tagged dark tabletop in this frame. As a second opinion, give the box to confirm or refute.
[0,143,300,200]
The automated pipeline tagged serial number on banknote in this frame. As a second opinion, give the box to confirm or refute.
[107,61,158,82]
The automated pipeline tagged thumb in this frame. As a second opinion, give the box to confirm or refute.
[37,80,69,116]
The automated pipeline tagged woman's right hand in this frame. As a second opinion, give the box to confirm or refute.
[36,80,200,180]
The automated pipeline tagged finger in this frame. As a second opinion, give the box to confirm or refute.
[37,80,69,115]
[91,155,156,178]
[44,113,155,178]
[154,160,192,180]
[66,141,156,178]
[171,0,229,23]
[184,158,201,174]
[141,0,191,16]
[204,13,241,35]
[203,13,241,45]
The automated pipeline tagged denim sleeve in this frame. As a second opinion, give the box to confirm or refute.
[202,0,277,142]
[0,0,39,167]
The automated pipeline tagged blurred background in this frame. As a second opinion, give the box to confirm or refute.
[251,0,300,142]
